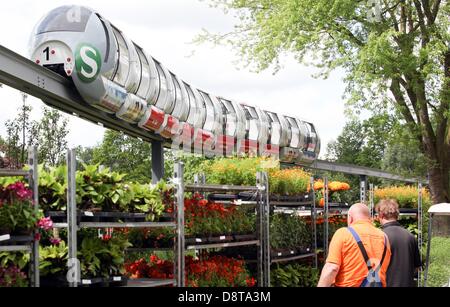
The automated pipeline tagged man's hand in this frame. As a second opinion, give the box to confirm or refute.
[317,262,340,287]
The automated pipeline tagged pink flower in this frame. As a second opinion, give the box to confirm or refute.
[50,237,61,245]
[16,188,32,200]
[37,217,53,230]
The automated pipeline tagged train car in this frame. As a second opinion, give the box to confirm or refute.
[29,5,321,164]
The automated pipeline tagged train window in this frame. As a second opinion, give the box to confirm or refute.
[220,99,237,136]
[170,73,182,114]
[154,62,169,110]
[111,27,130,87]
[135,47,150,100]
[36,6,92,34]
[265,111,281,145]
[185,83,198,125]
[286,117,300,148]
[199,91,216,132]
[242,105,259,140]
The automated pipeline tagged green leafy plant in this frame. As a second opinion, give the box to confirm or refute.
[39,241,68,277]
[0,252,29,270]
[271,263,319,287]
[270,213,311,251]
[0,182,40,234]
[38,165,67,211]
[78,233,132,278]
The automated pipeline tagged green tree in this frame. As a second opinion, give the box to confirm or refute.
[4,94,34,168]
[33,107,69,167]
[201,0,450,203]
[326,113,395,169]
[74,145,95,167]
[92,130,152,183]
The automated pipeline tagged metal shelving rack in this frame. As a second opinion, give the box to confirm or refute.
[265,176,318,287]
[174,163,269,287]
[0,147,39,287]
[61,149,180,287]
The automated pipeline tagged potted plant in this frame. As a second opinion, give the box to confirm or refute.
[0,182,39,237]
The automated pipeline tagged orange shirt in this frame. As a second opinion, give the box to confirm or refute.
[326,219,391,287]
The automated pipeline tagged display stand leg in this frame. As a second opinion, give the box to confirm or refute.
[28,147,39,287]
[174,162,185,287]
[418,182,423,287]
[67,149,79,287]
[311,177,318,269]
[324,177,329,258]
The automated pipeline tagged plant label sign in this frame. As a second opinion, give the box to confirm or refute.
[0,234,10,242]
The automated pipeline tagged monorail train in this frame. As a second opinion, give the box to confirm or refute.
[29,5,320,164]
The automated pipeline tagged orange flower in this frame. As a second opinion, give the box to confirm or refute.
[319,198,325,207]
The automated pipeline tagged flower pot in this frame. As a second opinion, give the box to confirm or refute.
[40,276,69,287]
[233,234,257,242]
[185,237,206,245]
[109,276,128,287]
[11,228,33,236]
[207,235,233,243]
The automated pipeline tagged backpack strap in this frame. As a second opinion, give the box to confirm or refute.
[347,227,372,270]
[347,227,388,271]
[379,235,388,267]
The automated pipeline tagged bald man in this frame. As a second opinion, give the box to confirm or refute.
[317,203,391,287]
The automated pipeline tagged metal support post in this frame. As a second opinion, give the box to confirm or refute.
[417,182,423,287]
[174,162,185,287]
[324,177,329,257]
[152,140,165,184]
[67,149,79,287]
[257,172,270,287]
[423,213,433,287]
[369,183,374,219]
[310,177,318,269]
[360,175,367,203]
[28,147,39,287]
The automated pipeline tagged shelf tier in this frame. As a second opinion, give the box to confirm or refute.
[271,201,314,207]
[0,245,32,252]
[125,278,176,287]
[79,222,176,228]
[126,247,174,253]
[0,169,30,177]
[271,252,316,263]
[53,223,69,229]
[186,240,260,250]
[185,184,260,192]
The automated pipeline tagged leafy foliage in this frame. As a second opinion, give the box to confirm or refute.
[271,264,319,287]
[0,182,39,234]
[270,213,311,251]
[78,233,132,278]
[423,237,450,287]
[200,0,450,203]
[374,186,432,208]
[39,241,69,277]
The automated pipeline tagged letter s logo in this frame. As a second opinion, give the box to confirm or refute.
[75,44,102,83]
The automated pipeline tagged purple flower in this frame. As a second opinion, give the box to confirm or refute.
[50,237,61,245]
[37,217,53,230]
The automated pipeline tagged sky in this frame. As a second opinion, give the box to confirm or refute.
[0,0,348,157]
